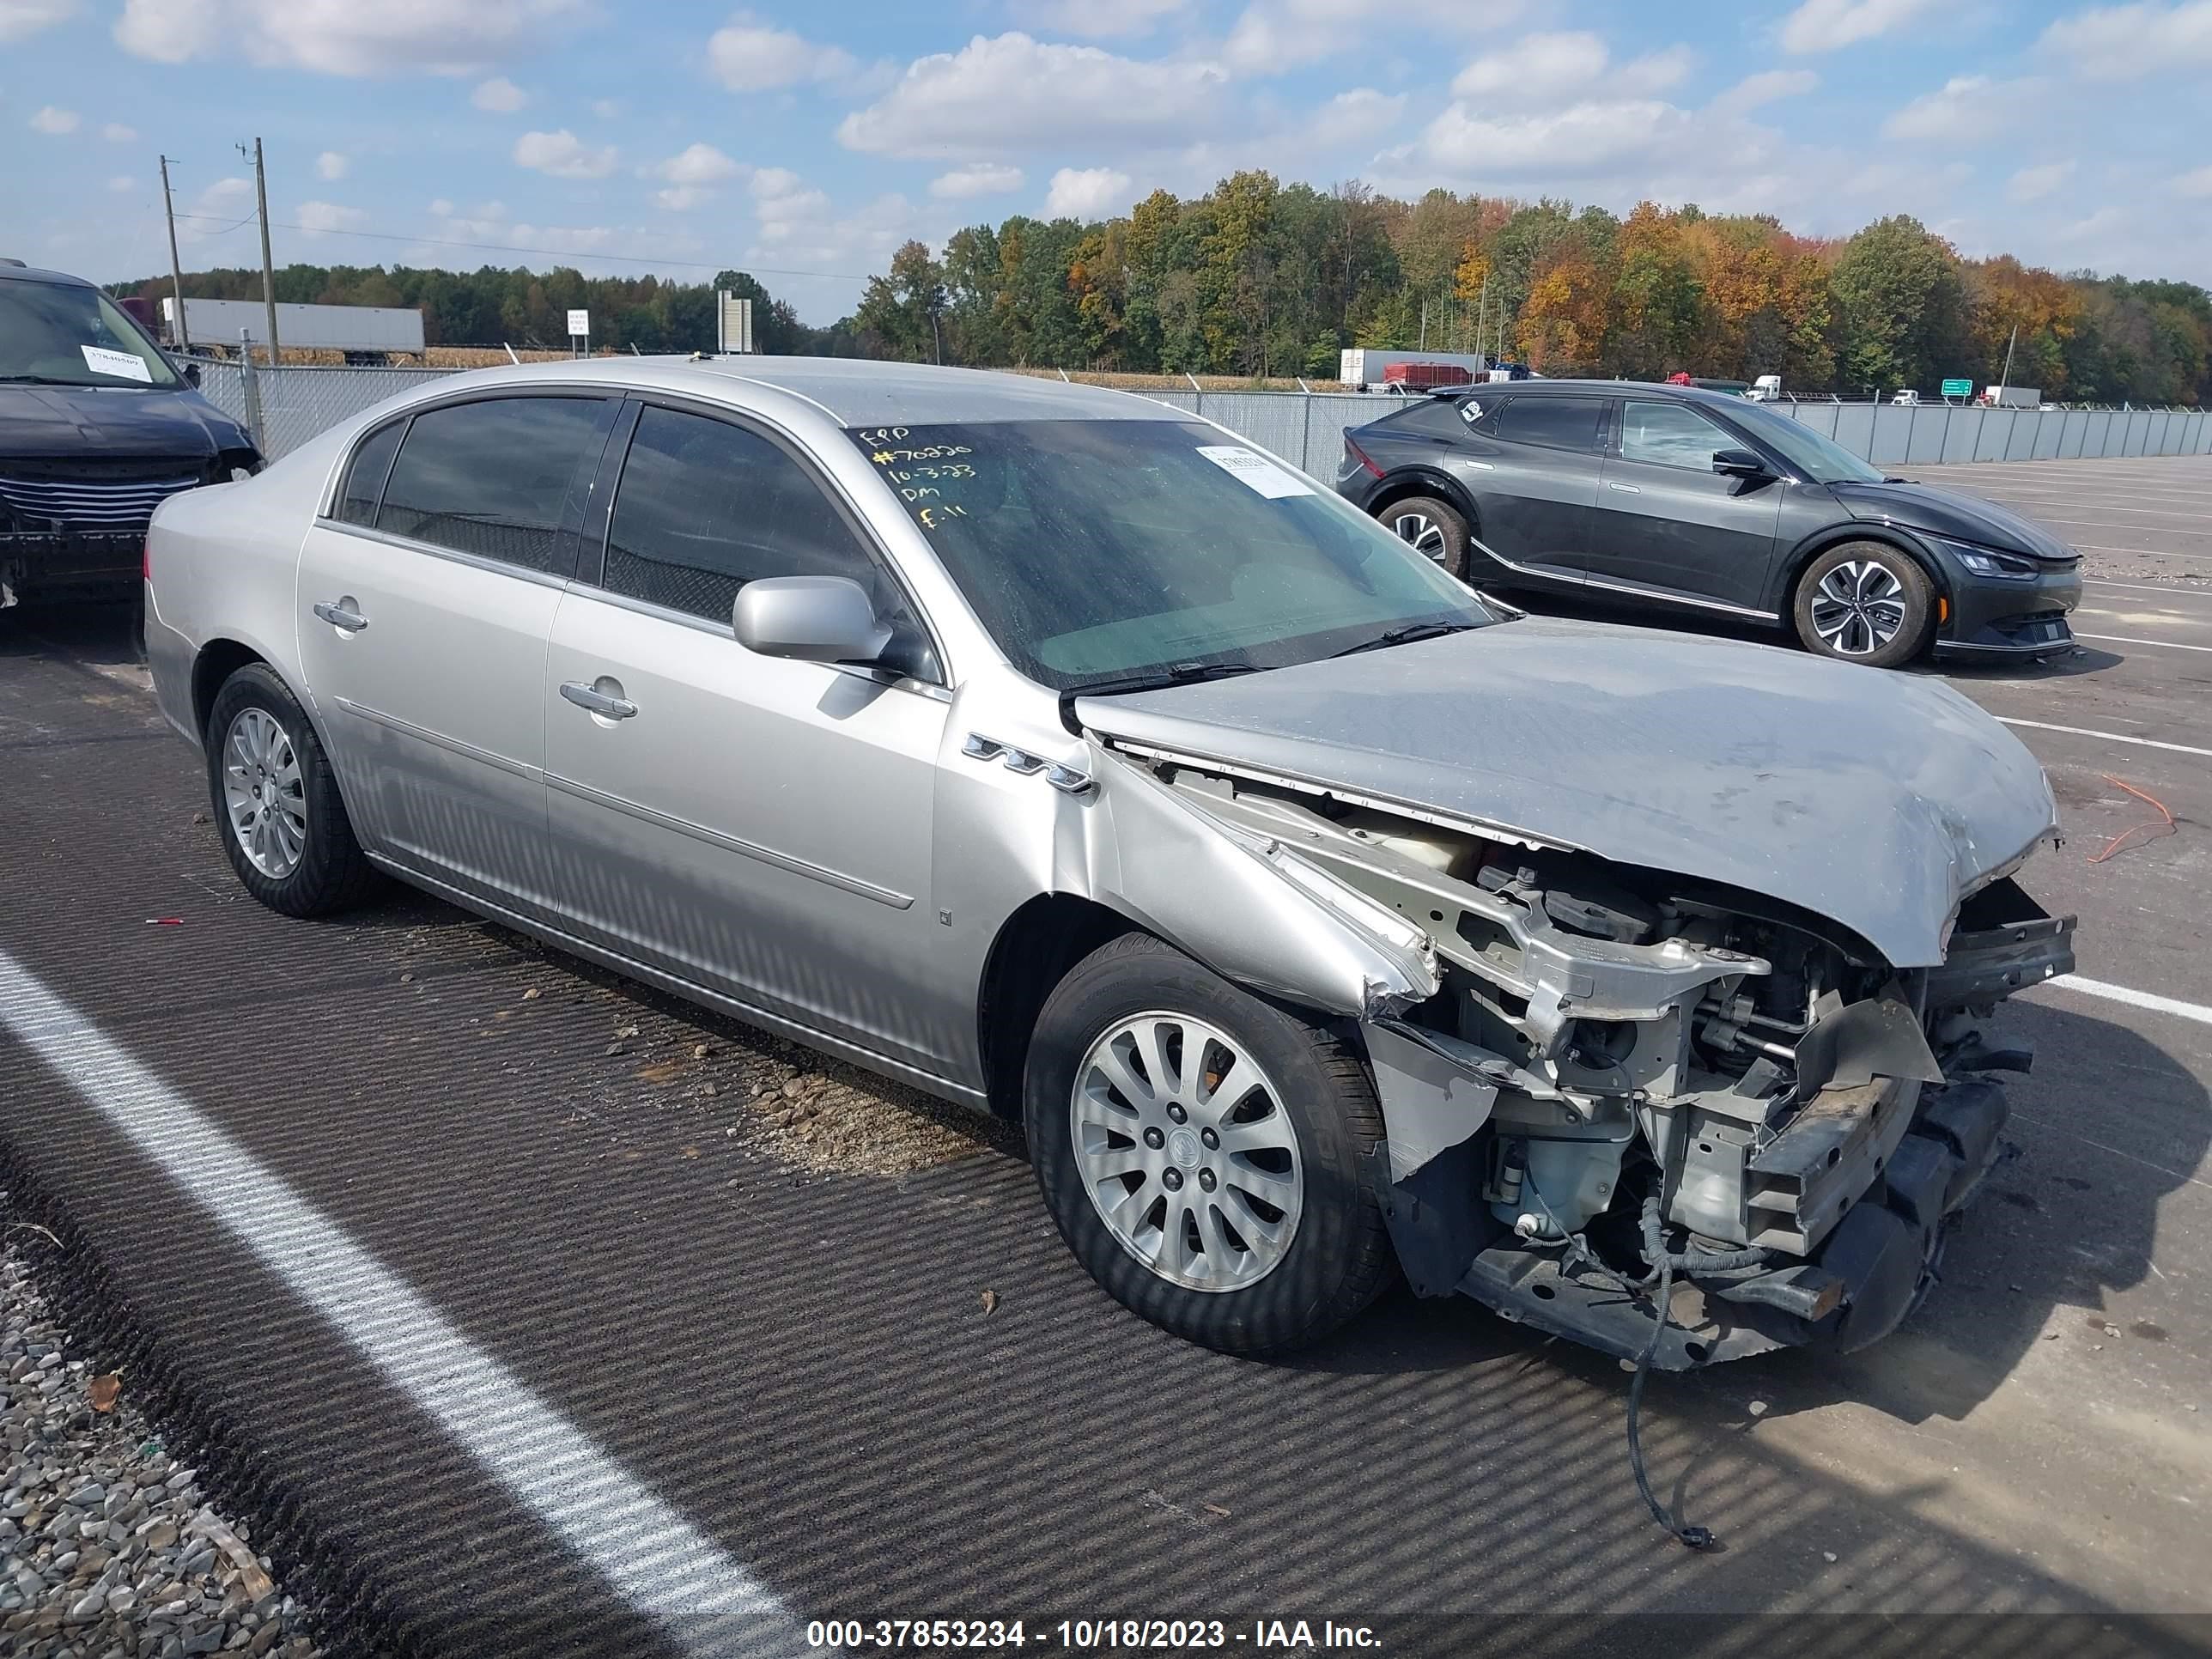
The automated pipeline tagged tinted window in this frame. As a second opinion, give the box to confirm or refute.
[0,280,179,388]
[846,420,1499,692]
[377,397,607,574]
[1620,401,1733,470]
[604,406,890,619]
[1494,397,1604,452]
[335,419,404,526]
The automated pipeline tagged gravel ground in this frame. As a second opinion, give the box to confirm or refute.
[1,1209,322,1659]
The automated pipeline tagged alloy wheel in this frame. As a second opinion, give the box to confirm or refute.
[1389,511,1449,563]
[1069,1012,1304,1292]
[222,706,308,878]
[1809,559,1909,657]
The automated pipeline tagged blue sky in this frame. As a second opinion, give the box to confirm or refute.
[3,0,2208,325]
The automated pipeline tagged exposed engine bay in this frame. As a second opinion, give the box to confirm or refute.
[1135,750,2078,1370]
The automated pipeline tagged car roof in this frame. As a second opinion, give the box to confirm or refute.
[1462,377,1750,408]
[404,355,1175,428]
[0,263,95,288]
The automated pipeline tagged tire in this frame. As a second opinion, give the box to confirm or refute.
[1792,541,1936,668]
[1024,933,1395,1354]
[204,662,379,917]
[1377,494,1471,580]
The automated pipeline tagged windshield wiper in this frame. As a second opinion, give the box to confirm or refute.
[1328,618,1483,659]
[1071,660,1267,701]
[0,374,94,386]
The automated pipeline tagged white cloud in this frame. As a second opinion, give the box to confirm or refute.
[647,143,744,211]
[1723,68,1819,108]
[2172,164,2212,197]
[1225,0,1519,74]
[472,75,526,111]
[2007,160,2075,202]
[103,122,139,143]
[1043,166,1133,219]
[1411,99,1692,177]
[707,12,857,91]
[590,97,621,118]
[838,33,1229,157]
[29,106,80,134]
[315,149,349,180]
[1451,31,1608,100]
[928,162,1025,199]
[513,128,617,179]
[107,174,136,192]
[0,0,73,42]
[113,0,585,76]
[429,198,455,216]
[1778,0,1935,52]
[1308,88,1407,146]
[177,176,252,240]
[2038,0,2212,79]
[295,199,368,234]
[1011,0,1188,38]
[1881,74,2044,142]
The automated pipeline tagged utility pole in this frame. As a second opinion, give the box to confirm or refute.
[239,137,280,366]
[1996,322,2019,398]
[158,155,191,351]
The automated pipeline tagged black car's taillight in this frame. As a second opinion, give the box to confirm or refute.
[1344,434,1384,479]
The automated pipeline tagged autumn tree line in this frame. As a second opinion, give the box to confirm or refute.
[131,175,2211,404]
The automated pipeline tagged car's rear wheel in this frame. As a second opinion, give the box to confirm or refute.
[1024,933,1395,1354]
[1378,495,1470,580]
[204,662,378,917]
[1792,542,1936,667]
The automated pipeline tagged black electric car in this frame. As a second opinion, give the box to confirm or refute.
[1,260,259,609]
[1338,380,2081,666]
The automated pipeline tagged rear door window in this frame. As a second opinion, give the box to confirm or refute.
[334,418,404,526]
[1494,397,1606,453]
[376,396,609,575]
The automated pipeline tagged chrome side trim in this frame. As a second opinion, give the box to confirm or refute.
[1468,533,1780,622]
[544,769,915,909]
[330,696,541,782]
[364,853,982,1105]
[962,732,1094,794]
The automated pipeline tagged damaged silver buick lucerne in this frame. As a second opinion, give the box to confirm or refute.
[143,359,2075,1379]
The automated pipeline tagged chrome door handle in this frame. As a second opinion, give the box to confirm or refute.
[313,599,368,630]
[1606,481,1642,494]
[560,680,638,720]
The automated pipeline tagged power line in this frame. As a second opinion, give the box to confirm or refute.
[168,212,871,283]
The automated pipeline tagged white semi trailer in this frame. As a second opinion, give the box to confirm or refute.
[161,297,427,361]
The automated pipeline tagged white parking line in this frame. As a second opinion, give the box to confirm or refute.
[0,946,799,1656]
[2086,578,2212,597]
[2046,975,2212,1030]
[2075,632,2212,653]
[1996,717,2212,759]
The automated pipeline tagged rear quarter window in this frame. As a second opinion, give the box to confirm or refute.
[334,419,404,526]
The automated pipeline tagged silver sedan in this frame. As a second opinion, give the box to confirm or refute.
[144,357,2074,1369]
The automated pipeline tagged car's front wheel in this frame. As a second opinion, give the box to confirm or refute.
[1024,933,1395,1354]
[1378,495,1471,580]
[1792,542,1936,667]
[204,662,378,917]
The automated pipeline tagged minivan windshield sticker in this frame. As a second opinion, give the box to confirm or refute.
[1194,444,1310,499]
[81,344,153,383]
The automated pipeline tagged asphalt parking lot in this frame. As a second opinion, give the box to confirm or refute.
[2,451,2209,1659]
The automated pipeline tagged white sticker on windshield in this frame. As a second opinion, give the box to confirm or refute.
[82,344,153,383]
[1195,444,1311,499]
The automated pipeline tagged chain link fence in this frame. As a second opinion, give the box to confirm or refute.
[189,358,2212,475]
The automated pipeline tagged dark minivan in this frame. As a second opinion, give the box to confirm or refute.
[1338,379,2081,666]
[1,260,259,608]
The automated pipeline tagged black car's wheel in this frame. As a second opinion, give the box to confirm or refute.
[1792,542,1936,667]
[1024,933,1395,1355]
[204,662,379,917]
[1378,495,1470,580]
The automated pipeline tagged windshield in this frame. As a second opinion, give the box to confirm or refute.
[848,419,1499,691]
[0,281,180,389]
[1725,400,1883,484]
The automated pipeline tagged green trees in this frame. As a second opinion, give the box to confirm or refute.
[128,193,2212,404]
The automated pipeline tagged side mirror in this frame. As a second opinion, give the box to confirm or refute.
[1712,447,1770,479]
[732,574,893,665]
[181,361,201,388]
